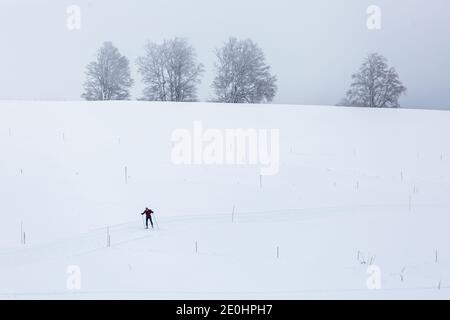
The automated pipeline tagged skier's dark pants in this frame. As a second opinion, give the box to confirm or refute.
[146,216,153,229]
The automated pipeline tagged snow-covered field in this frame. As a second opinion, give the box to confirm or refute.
[0,101,449,299]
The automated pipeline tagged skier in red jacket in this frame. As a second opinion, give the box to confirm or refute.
[141,207,154,229]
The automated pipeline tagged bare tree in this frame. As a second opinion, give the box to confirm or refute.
[136,38,204,101]
[340,53,406,108]
[212,37,277,103]
[82,42,133,100]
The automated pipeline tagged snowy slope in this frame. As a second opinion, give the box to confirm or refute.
[0,101,450,299]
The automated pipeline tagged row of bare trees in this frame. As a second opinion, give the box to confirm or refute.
[82,38,406,107]
[81,38,277,104]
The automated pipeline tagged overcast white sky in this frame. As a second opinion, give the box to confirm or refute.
[1,0,449,109]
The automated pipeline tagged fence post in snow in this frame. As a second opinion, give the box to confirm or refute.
[195,240,198,254]
[106,226,111,247]
[20,221,24,245]
[276,246,279,259]
[124,166,128,184]
[435,249,438,264]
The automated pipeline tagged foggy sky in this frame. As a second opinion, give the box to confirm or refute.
[1,0,449,109]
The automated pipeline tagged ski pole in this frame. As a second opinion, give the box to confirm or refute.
[141,214,145,228]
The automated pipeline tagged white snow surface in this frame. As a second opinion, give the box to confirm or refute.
[0,101,450,299]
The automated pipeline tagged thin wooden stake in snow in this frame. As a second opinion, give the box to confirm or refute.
[124,166,128,184]
[106,226,111,247]
[435,249,438,264]
[276,246,279,259]
[195,241,198,254]
[20,222,26,245]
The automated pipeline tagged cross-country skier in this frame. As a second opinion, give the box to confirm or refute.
[141,207,154,229]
